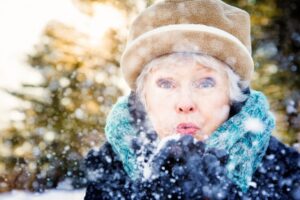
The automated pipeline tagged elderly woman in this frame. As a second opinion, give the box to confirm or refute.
[84,0,300,199]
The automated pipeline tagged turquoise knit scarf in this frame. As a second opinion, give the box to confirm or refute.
[104,89,276,192]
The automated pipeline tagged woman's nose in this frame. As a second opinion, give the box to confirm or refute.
[176,102,196,114]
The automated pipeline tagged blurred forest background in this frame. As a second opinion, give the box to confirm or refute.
[0,0,299,193]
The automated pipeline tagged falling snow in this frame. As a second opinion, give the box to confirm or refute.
[84,135,300,200]
[244,117,265,133]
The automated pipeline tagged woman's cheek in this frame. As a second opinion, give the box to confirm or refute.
[216,104,230,121]
[206,104,230,132]
[154,115,175,139]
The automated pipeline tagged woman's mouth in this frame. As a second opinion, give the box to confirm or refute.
[176,123,200,136]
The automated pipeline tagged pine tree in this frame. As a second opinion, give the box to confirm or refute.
[0,20,123,192]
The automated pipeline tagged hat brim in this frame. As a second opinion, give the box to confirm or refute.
[121,24,254,89]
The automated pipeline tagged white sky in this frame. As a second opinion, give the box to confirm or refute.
[0,0,126,129]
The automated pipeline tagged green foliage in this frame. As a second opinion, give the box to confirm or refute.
[0,21,123,192]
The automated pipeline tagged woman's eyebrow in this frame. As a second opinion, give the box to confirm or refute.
[195,66,215,72]
[156,76,174,80]
[195,69,217,76]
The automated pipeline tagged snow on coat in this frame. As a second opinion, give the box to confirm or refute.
[84,136,300,200]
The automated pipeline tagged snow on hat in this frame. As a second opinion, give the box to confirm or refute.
[121,0,254,89]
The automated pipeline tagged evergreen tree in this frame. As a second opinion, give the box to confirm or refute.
[0,20,123,192]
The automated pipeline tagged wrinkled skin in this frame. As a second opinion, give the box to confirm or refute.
[143,54,231,141]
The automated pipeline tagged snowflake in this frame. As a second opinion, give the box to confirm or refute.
[244,117,265,133]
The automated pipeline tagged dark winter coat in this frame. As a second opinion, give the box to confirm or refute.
[84,136,300,200]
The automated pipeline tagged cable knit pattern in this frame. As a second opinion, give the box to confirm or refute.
[104,90,276,192]
[104,96,139,179]
[205,90,276,192]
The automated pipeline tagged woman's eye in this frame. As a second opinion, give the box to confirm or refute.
[194,77,216,88]
[156,79,175,89]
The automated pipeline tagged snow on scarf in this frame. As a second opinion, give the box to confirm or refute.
[104,89,276,192]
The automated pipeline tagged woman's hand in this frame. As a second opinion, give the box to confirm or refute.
[135,135,239,200]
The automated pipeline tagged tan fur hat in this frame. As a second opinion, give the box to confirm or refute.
[121,0,254,89]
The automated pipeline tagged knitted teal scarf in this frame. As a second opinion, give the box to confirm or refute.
[104,89,276,192]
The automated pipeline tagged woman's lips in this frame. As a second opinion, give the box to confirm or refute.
[176,123,200,135]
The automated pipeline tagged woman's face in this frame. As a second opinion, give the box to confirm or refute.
[143,54,230,141]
